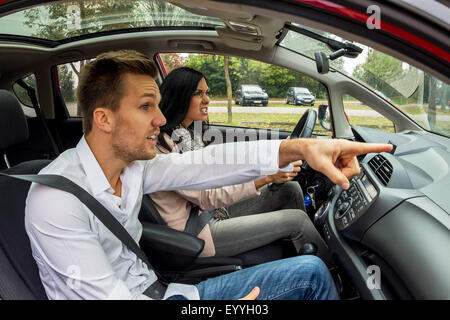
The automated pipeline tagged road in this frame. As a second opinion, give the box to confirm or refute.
[64,101,450,121]
[66,100,380,117]
[208,106,384,117]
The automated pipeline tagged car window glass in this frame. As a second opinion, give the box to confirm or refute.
[57,59,91,117]
[158,53,331,136]
[343,94,395,133]
[280,23,449,138]
[0,0,225,42]
[12,74,37,117]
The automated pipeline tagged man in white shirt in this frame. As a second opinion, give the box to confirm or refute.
[25,50,392,300]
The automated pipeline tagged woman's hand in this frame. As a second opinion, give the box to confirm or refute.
[254,160,302,190]
[266,160,302,184]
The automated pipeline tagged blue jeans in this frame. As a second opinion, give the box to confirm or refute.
[194,255,339,300]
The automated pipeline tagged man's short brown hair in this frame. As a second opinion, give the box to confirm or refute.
[76,50,158,134]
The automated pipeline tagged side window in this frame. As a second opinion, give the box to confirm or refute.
[343,95,395,133]
[158,53,331,136]
[57,60,91,117]
[12,74,37,117]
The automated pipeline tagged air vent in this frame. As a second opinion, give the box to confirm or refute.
[368,154,393,186]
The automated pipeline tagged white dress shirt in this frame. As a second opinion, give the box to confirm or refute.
[24,136,286,300]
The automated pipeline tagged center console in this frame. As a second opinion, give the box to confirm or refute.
[314,169,379,232]
[334,172,378,230]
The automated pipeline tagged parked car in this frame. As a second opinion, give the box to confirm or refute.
[235,84,268,106]
[286,87,315,106]
[0,0,448,301]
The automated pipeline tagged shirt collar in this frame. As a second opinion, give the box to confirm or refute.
[76,136,114,196]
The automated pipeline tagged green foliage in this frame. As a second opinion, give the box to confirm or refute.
[352,49,404,97]
[12,74,37,107]
[22,0,195,41]
[58,64,76,102]
[184,54,327,98]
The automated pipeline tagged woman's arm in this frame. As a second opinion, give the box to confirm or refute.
[175,182,259,210]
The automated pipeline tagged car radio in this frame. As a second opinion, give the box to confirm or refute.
[334,171,378,230]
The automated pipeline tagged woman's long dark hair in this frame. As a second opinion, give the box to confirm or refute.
[158,67,209,151]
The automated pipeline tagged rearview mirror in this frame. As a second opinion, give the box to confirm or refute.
[315,49,349,74]
[314,52,329,74]
[318,104,331,131]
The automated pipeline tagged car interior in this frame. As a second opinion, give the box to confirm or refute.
[0,0,448,300]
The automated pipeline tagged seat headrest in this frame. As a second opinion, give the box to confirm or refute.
[0,89,29,150]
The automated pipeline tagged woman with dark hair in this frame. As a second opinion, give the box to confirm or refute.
[149,67,332,266]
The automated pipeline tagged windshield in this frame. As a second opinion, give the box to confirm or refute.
[243,86,263,93]
[280,24,450,137]
[295,88,310,94]
[0,0,224,42]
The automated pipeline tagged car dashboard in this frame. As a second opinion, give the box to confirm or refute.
[315,126,450,299]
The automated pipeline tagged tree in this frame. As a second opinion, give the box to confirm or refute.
[184,53,327,99]
[352,49,404,97]
[23,1,138,41]
[427,77,437,130]
[12,74,38,107]
[58,64,76,102]
[223,56,233,123]
[160,53,185,73]
[23,1,203,114]
[185,54,227,96]
[23,1,139,115]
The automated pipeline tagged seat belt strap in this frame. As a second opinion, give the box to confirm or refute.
[184,206,214,236]
[140,195,167,226]
[144,195,212,236]
[15,80,60,157]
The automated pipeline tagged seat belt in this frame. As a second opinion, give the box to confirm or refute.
[0,172,167,299]
[15,80,61,157]
[184,206,214,236]
[144,195,214,236]
[140,195,167,226]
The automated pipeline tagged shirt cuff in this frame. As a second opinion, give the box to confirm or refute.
[279,162,294,172]
[257,139,286,176]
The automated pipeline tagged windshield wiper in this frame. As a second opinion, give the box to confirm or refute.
[283,23,363,58]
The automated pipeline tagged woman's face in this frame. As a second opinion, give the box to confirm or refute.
[182,77,210,128]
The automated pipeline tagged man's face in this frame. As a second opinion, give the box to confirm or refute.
[111,72,166,162]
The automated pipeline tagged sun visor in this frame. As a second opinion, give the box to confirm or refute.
[215,27,263,51]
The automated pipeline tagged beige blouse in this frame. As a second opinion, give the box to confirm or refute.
[148,133,259,257]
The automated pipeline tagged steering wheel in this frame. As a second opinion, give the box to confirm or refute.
[290,108,317,138]
[268,109,318,192]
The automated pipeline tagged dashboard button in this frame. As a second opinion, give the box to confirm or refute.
[323,224,331,240]
[342,216,348,227]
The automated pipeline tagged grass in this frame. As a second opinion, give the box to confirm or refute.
[211,102,372,110]
[397,105,450,116]
[209,102,450,137]
[208,113,396,134]
[212,101,450,116]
